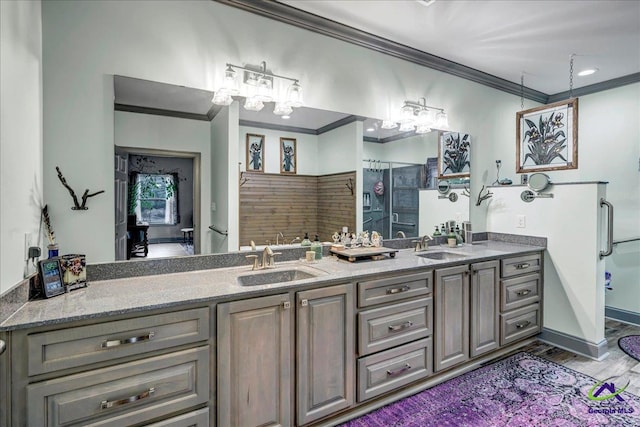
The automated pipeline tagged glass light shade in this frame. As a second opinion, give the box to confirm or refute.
[212,90,233,106]
[223,66,239,95]
[399,105,415,123]
[273,102,293,116]
[415,125,432,134]
[399,122,415,132]
[256,75,273,102]
[381,119,398,129]
[243,97,264,112]
[436,111,449,129]
[286,82,303,107]
[416,109,436,128]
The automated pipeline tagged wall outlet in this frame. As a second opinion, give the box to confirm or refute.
[516,215,526,228]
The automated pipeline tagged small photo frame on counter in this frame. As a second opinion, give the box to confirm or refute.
[280,137,297,174]
[61,254,88,291]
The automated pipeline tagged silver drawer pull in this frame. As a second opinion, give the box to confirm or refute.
[515,263,531,270]
[387,286,410,295]
[516,321,532,329]
[101,332,155,349]
[388,321,413,332]
[100,387,155,410]
[516,289,531,296]
[387,364,411,377]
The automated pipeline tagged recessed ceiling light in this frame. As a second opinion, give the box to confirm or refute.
[366,127,375,132]
[577,68,598,77]
[281,115,290,119]
[416,0,436,7]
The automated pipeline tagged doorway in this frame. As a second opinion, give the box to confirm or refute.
[114,146,200,260]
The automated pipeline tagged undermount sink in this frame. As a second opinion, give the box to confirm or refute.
[416,251,469,261]
[237,269,318,286]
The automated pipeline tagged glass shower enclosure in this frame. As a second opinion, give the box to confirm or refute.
[362,160,426,240]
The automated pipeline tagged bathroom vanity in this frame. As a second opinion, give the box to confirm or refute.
[0,241,543,426]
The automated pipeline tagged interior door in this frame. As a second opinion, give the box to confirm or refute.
[114,148,128,260]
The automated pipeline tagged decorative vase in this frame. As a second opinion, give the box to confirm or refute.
[47,243,59,258]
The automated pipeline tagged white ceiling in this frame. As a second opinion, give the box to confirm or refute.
[279,0,640,95]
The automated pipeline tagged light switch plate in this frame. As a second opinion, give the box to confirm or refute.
[516,215,526,228]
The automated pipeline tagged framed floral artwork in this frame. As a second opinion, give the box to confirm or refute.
[246,133,264,172]
[438,131,471,179]
[516,98,578,173]
[280,137,297,174]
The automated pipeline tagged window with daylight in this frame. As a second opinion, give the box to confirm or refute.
[134,173,178,225]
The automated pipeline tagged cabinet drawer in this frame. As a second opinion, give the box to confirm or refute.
[501,273,540,311]
[358,271,432,308]
[500,304,540,346]
[357,338,431,402]
[146,408,209,426]
[501,253,541,278]
[358,297,432,356]
[27,347,209,427]
[27,308,209,376]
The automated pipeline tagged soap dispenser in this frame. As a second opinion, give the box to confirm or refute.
[311,235,322,260]
[433,226,441,237]
[301,233,312,247]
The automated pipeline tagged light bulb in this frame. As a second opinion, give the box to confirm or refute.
[273,102,293,116]
[399,105,415,123]
[212,89,233,106]
[243,97,264,112]
[399,122,415,132]
[415,125,432,134]
[223,66,239,95]
[436,111,449,129]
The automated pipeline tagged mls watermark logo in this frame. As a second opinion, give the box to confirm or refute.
[588,378,628,402]
[586,376,635,415]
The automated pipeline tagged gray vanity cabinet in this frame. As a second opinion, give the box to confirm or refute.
[434,264,470,372]
[217,293,292,427]
[470,260,500,357]
[435,261,501,371]
[217,284,355,427]
[296,284,354,425]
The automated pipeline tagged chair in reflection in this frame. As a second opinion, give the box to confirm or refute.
[127,223,149,259]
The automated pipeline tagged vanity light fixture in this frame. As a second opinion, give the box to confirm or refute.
[383,97,449,133]
[212,61,303,114]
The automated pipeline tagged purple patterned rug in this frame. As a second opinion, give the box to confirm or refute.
[619,335,640,362]
[341,352,640,426]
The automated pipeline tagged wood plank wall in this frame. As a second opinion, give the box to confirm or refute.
[239,171,355,246]
[317,172,356,241]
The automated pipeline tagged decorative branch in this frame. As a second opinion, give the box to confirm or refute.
[41,204,55,245]
[345,178,354,195]
[462,186,471,198]
[56,166,105,210]
[475,185,493,206]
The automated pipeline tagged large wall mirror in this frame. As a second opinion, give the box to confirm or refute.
[112,75,470,262]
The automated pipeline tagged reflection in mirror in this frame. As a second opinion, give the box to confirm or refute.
[528,172,551,192]
[363,126,471,241]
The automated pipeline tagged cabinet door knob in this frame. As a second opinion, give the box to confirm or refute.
[282,301,291,309]
[300,299,308,307]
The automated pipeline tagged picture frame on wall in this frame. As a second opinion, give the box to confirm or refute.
[280,137,297,174]
[246,133,265,172]
[516,98,578,173]
[438,131,471,179]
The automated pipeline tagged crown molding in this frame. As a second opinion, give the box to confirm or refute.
[547,72,640,103]
[115,104,211,121]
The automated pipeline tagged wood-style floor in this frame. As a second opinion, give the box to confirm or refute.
[520,319,640,396]
[129,243,192,260]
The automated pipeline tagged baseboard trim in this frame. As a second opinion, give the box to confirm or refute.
[605,306,640,327]
[538,328,609,361]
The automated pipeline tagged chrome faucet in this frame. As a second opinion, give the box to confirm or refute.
[396,231,406,238]
[262,246,281,268]
[276,232,284,246]
[412,234,433,251]
[289,236,301,244]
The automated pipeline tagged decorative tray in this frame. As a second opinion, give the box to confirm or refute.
[329,246,398,262]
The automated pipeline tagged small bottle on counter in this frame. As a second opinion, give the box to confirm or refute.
[311,235,323,260]
[301,232,312,247]
[433,226,441,237]
[447,228,457,248]
[440,224,446,235]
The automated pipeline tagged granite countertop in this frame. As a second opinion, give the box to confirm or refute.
[0,240,544,332]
